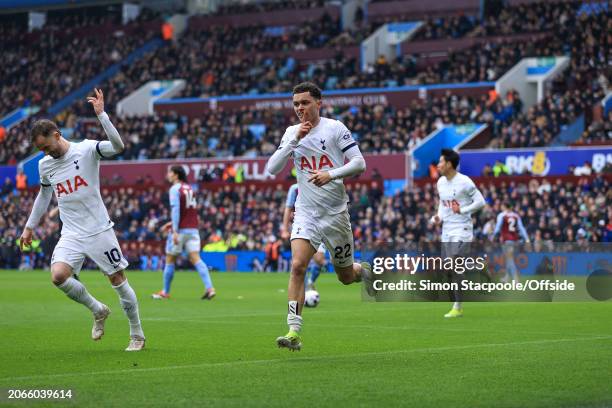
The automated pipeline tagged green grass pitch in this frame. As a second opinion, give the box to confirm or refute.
[0,270,611,407]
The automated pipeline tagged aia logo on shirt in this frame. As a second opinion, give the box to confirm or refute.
[56,175,88,197]
[300,155,334,170]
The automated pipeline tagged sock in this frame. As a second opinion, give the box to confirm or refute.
[195,260,213,290]
[287,300,303,333]
[507,260,518,280]
[113,280,145,339]
[57,277,104,315]
[163,263,175,294]
[310,264,322,285]
[306,261,318,286]
[453,301,462,310]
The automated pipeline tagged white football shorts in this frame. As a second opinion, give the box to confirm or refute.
[51,228,128,275]
[291,209,353,268]
[165,230,201,256]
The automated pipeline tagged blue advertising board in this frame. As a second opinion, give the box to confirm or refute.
[459,146,612,177]
[412,124,485,178]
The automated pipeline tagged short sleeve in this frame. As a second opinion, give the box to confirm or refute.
[169,185,180,207]
[335,121,357,153]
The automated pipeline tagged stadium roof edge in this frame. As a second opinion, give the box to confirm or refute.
[0,0,122,14]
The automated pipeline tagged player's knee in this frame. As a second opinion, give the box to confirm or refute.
[335,265,355,285]
[50,266,70,285]
[337,272,354,285]
[188,253,201,265]
[51,272,67,286]
[108,271,126,286]
[313,253,325,265]
[290,259,307,276]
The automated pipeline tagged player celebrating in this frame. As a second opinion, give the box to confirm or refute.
[152,166,215,300]
[430,148,485,318]
[492,202,530,282]
[281,182,329,290]
[20,89,145,351]
[266,82,373,351]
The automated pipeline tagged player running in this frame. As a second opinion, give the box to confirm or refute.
[430,148,485,318]
[152,166,215,300]
[266,82,373,351]
[492,202,530,282]
[281,182,329,290]
[20,89,145,351]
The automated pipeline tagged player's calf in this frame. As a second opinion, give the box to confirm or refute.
[54,261,106,319]
[334,262,364,285]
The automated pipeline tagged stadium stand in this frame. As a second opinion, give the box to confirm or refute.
[0,8,161,118]
[2,174,610,269]
[1,1,607,164]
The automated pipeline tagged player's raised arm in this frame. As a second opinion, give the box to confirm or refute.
[87,88,125,158]
[266,129,300,175]
[20,184,53,250]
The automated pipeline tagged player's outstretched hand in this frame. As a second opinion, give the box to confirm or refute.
[87,88,105,116]
[308,170,332,187]
[19,227,33,251]
[297,121,313,139]
[429,215,441,226]
[161,221,172,233]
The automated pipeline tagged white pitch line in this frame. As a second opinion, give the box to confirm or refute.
[141,318,609,338]
[1,335,610,382]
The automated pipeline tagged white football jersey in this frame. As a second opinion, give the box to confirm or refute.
[38,140,114,238]
[278,117,357,216]
[436,172,480,237]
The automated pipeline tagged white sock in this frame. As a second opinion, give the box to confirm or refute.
[112,280,144,339]
[453,301,462,310]
[287,300,302,332]
[57,277,104,314]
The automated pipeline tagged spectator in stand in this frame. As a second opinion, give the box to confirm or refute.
[481,164,493,177]
[6,175,609,268]
[493,160,510,177]
[15,169,27,192]
[1,177,14,198]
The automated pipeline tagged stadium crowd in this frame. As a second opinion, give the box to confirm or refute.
[72,91,522,159]
[2,175,610,269]
[0,9,161,118]
[1,2,607,164]
[215,0,327,15]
